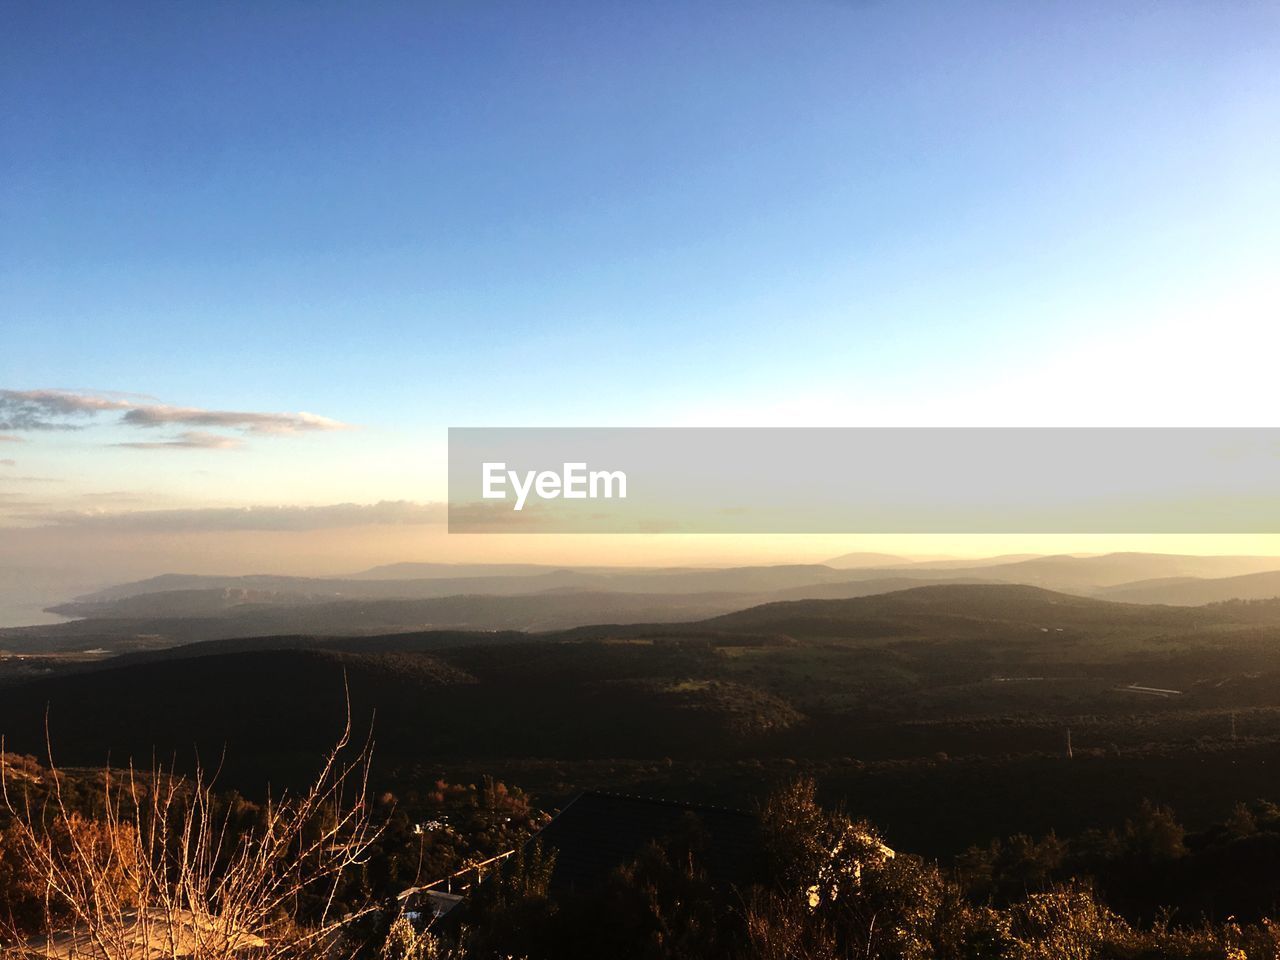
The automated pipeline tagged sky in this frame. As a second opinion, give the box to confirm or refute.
[2,1,1280,620]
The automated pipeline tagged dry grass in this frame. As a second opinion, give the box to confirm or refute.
[1,704,381,959]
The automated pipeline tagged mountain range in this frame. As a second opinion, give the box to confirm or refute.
[5,552,1280,656]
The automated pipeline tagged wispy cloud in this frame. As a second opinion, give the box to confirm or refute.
[0,459,13,467]
[0,389,132,430]
[34,500,444,532]
[0,493,54,508]
[114,431,245,451]
[120,406,348,435]
[78,491,161,505]
[0,435,24,444]
[0,389,351,445]
[447,498,552,529]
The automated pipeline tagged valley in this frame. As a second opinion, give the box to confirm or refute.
[5,566,1280,862]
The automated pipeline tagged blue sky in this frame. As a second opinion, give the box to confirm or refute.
[1,1,1279,569]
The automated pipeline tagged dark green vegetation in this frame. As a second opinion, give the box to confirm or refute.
[418,780,1280,959]
[4,584,1280,864]
[12,758,1280,959]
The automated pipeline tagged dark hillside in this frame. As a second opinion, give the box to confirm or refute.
[704,583,1225,638]
[5,584,1280,858]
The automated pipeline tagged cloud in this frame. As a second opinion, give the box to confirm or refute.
[34,500,445,532]
[0,389,132,430]
[447,498,553,529]
[0,459,13,467]
[0,494,54,508]
[121,406,349,435]
[0,389,351,440]
[0,434,25,443]
[114,431,245,451]
[79,491,158,504]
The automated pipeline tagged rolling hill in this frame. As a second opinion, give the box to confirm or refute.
[6,575,1017,654]
[702,582,1226,639]
[5,584,1278,765]
[1098,570,1280,605]
[8,581,1280,858]
[16,555,1280,659]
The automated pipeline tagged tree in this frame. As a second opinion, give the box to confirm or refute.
[1123,800,1187,862]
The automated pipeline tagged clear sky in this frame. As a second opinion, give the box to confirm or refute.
[2,1,1280,616]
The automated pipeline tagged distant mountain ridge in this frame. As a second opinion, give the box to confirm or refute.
[16,576,1001,654]
[57,563,865,610]
[1098,570,1280,605]
[64,553,1280,610]
[11,553,1280,656]
[957,553,1280,589]
[702,582,1214,638]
